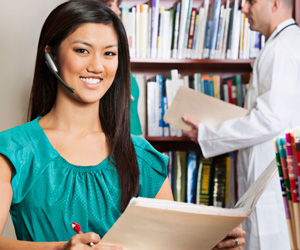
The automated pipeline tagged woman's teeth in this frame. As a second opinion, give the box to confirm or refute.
[80,77,100,84]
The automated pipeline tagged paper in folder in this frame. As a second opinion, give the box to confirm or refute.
[100,159,278,250]
[163,86,248,131]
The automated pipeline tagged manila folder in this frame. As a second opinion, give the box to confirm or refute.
[100,159,277,250]
[163,86,248,131]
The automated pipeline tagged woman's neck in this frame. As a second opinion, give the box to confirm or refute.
[41,100,102,135]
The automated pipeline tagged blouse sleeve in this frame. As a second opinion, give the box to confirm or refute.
[0,125,50,204]
[131,135,168,198]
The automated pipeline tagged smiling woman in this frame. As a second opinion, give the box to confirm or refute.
[0,0,173,249]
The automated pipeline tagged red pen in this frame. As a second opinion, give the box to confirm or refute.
[71,222,94,246]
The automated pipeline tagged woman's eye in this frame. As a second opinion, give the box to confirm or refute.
[105,51,117,56]
[75,48,88,54]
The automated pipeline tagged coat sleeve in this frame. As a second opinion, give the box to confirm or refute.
[198,39,300,158]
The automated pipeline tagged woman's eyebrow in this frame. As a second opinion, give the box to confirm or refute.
[72,40,118,49]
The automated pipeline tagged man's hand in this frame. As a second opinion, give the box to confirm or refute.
[212,224,246,249]
[182,115,200,143]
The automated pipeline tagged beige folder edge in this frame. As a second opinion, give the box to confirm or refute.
[100,159,278,250]
[163,86,248,131]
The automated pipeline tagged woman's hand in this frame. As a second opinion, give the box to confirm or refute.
[65,233,122,250]
[212,224,246,250]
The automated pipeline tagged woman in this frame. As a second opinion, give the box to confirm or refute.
[0,0,244,249]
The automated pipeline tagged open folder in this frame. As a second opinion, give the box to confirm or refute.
[100,159,278,250]
[163,86,248,131]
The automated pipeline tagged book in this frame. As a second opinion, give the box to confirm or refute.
[186,7,198,59]
[194,0,209,59]
[171,1,181,59]
[167,151,175,193]
[163,86,248,131]
[209,0,221,59]
[100,158,279,250]
[177,0,190,58]
[173,151,187,202]
[140,4,149,58]
[146,81,160,136]
[150,0,160,58]
[156,74,164,134]
[186,151,198,203]
[202,0,214,59]
[197,157,213,205]
[211,162,226,207]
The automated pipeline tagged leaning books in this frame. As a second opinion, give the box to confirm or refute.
[274,128,300,250]
[100,158,278,250]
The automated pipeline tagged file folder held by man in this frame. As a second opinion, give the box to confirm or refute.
[163,86,248,131]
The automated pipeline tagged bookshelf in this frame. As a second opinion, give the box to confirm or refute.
[126,0,300,152]
[132,59,253,152]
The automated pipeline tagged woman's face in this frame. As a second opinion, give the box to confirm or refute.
[55,22,119,104]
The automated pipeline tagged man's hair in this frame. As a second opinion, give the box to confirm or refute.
[281,0,294,10]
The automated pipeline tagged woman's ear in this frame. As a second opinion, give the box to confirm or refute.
[44,45,52,54]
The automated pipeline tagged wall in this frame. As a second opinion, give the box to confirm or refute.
[0,0,65,239]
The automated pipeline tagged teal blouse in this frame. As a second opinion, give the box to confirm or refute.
[0,117,168,242]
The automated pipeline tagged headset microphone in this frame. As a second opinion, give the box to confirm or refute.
[44,52,75,94]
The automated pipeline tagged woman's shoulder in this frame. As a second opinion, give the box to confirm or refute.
[130,135,158,156]
[0,118,40,149]
[131,135,168,170]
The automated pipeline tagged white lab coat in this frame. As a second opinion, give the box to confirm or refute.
[197,19,300,250]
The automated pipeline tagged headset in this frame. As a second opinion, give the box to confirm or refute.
[44,52,75,94]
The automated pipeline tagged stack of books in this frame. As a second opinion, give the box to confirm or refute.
[274,128,300,250]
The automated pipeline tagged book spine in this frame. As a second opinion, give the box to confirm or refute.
[174,151,187,202]
[147,81,160,136]
[150,0,160,58]
[186,8,197,59]
[167,151,174,193]
[157,74,164,136]
[186,151,198,203]
[209,0,221,59]
[285,133,298,203]
[171,2,181,59]
[140,4,149,58]
[211,162,226,207]
[295,137,300,200]
[197,157,213,205]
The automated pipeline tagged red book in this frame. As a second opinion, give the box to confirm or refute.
[286,132,298,203]
[294,134,300,198]
[187,8,198,50]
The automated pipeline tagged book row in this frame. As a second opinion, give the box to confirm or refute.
[121,0,265,60]
[143,69,249,137]
[275,128,300,250]
[166,150,237,208]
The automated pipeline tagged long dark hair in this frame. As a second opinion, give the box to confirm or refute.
[27,0,139,212]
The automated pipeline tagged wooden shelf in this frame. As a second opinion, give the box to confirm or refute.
[145,136,201,152]
[130,58,254,78]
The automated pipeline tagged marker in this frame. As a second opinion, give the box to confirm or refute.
[71,222,94,246]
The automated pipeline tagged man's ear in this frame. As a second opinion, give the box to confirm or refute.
[271,0,280,13]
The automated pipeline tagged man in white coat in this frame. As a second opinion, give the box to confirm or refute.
[183,0,300,249]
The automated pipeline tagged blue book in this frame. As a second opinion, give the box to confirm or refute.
[186,151,198,203]
[167,151,175,193]
[156,74,164,136]
[208,75,215,97]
